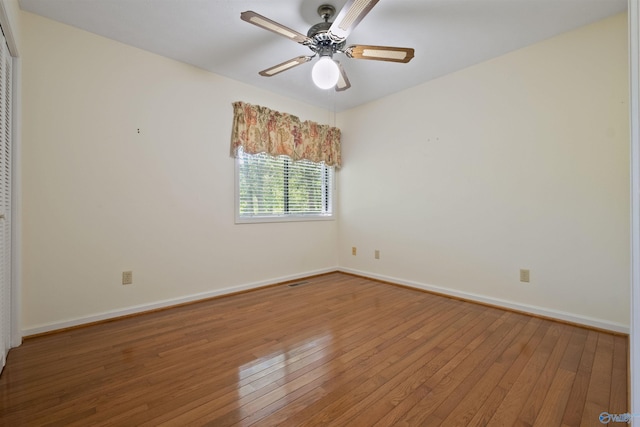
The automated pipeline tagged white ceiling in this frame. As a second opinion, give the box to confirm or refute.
[19,0,627,112]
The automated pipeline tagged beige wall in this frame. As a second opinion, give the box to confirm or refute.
[20,11,338,332]
[338,13,630,330]
[20,10,630,333]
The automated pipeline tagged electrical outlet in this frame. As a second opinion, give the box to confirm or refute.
[520,269,530,283]
[375,250,380,259]
[122,271,133,285]
[352,247,357,256]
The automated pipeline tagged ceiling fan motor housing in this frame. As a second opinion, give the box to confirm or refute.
[307,21,345,56]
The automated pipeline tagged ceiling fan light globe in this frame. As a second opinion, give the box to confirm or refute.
[312,57,340,90]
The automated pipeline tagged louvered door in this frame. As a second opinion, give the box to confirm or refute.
[0,32,12,372]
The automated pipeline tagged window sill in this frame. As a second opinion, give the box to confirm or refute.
[235,214,335,224]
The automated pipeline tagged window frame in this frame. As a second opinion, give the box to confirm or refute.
[234,149,336,224]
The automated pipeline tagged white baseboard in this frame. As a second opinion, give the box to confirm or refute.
[339,267,629,334]
[22,267,337,337]
[23,266,629,336]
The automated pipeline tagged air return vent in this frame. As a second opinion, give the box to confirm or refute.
[287,281,311,288]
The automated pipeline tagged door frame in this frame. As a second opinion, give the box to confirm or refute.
[629,0,640,416]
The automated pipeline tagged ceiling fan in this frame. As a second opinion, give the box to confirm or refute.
[240,0,415,91]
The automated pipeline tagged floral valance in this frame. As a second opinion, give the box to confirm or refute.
[230,101,342,168]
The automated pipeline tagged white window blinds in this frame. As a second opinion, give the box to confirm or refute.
[236,147,334,222]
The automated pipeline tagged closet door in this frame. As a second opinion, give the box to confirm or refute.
[0,33,11,371]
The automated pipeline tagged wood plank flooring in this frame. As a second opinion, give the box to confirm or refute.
[0,273,628,426]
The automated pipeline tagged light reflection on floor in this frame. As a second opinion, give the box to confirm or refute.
[235,333,334,422]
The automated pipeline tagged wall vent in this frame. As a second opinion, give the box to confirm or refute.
[287,281,311,288]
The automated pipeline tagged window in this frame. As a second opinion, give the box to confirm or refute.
[235,147,334,223]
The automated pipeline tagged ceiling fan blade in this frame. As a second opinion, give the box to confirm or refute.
[328,0,380,41]
[345,45,415,63]
[335,62,351,92]
[241,11,312,45]
[259,56,312,77]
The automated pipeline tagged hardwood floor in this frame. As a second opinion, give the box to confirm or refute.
[0,273,628,426]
